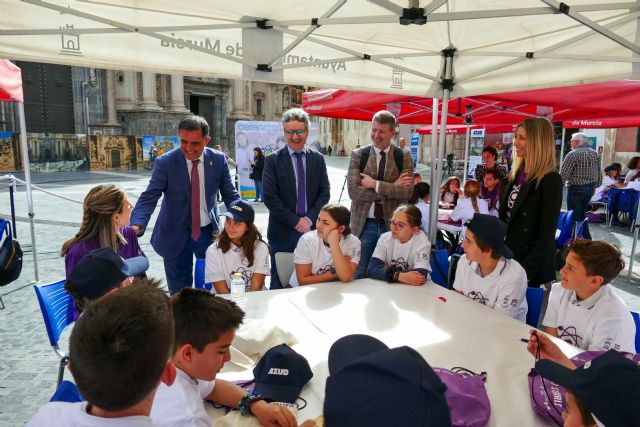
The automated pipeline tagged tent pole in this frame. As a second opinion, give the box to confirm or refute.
[18,102,39,283]
[559,127,566,169]
[428,98,440,242]
[462,123,471,185]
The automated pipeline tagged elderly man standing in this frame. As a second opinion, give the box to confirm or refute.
[263,108,331,289]
[560,132,601,235]
[347,110,414,278]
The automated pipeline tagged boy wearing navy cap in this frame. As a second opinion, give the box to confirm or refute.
[150,288,297,427]
[453,213,528,322]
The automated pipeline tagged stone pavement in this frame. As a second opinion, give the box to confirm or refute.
[1,155,639,425]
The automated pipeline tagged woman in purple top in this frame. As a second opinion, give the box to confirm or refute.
[498,118,562,287]
[61,184,145,276]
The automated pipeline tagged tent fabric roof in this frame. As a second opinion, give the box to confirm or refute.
[1,1,639,97]
[417,124,516,135]
[563,116,640,128]
[0,60,23,102]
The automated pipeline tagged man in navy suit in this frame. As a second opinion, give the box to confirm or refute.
[263,108,331,289]
[131,115,239,294]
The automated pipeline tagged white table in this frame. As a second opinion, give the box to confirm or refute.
[437,208,463,233]
[211,279,579,426]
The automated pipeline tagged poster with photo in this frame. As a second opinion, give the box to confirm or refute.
[141,136,178,170]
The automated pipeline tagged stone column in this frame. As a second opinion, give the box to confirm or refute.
[115,70,137,110]
[169,74,189,112]
[140,72,162,111]
[105,70,119,125]
[228,79,251,120]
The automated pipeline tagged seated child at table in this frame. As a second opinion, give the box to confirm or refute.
[366,204,430,286]
[590,164,623,203]
[150,288,297,427]
[527,331,640,427]
[205,199,270,293]
[439,176,462,206]
[450,180,489,235]
[27,280,175,427]
[289,204,360,287]
[411,182,431,238]
[64,247,149,313]
[453,213,528,322]
[542,240,636,352]
[481,170,501,215]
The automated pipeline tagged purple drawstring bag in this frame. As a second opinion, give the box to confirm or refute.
[434,367,491,427]
[528,351,640,425]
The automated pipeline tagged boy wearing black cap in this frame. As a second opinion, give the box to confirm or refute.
[65,247,149,312]
[150,288,297,427]
[453,213,528,322]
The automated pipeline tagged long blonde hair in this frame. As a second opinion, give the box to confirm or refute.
[510,117,556,187]
[463,180,481,213]
[61,185,128,256]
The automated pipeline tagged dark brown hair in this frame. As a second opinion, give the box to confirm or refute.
[482,146,498,161]
[171,288,244,353]
[473,232,501,260]
[463,179,482,213]
[215,222,266,268]
[568,240,624,285]
[440,176,460,203]
[320,204,351,236]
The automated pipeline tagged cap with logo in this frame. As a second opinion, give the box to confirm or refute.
[535,349,640,427]
[324,334,451,427]
[466,213,513,259]
[67,248,149,299]
[223,199,255,224]
[252,344,313,403]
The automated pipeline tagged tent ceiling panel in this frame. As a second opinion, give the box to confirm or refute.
[1,0,639,96]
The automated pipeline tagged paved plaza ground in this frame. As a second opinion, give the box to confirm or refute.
[1,155,639,425]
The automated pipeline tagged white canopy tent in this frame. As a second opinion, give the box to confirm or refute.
[2,0,639,240]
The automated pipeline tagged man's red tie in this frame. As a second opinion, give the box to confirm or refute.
[191,159,201,241]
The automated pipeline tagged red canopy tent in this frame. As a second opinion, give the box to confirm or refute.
[0,59,39,282]
[563,117,640,129]
[417,124,516,135]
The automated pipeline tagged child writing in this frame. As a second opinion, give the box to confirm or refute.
[150,288,297,427]
[439,176,462,206]
[450,179,489,235]
[205,199,270,293]
[366,204,430,286]
[542,240,636,352]
[289,204,361,287]
[453,213,528,322]
[590,164,623,203]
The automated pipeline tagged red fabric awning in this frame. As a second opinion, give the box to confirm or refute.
[562,117,640,129]
[417,124,516,135]
[0,60,23,103]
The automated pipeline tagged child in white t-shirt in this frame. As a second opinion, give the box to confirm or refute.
[450,179,489,235]
[366,204,430,285]
[542,240,636,352]
[150,288,296,427]
[27,280,175,427]
[453,213,528,322]
[289,204,361,287]
[590,164,623,203]
[411,182,431,239]
[205,199,270,293]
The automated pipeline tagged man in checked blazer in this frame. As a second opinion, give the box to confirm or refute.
[347,110,414,278]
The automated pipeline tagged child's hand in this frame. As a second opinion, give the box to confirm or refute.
[326,228,341,247]
[527,330,576,369]
[398,271,426,285]
[299,421,318,427]
[251,401,297,427]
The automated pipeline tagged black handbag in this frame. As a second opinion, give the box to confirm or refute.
[0,219,23,286]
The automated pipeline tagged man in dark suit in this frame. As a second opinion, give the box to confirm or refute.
[130,115,239,294]
[263,108,331,289]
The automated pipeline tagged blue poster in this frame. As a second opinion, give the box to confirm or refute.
[410,133,420,169]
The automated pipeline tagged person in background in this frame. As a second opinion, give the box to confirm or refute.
[214,144,237,167]
[205,199,270,294]
[475,146,508,184]
[366,204,430,286]
[439,176,462,206]
[499,117,562,287]
[413,172,422,184]
[250,147,265,203]
[451,180,489,235]
[61,184,145,276]
[481,170,501,215]
[398,137,407,149]
[412,182,431,238]
[623,156,640,183]
[590,164,623,204]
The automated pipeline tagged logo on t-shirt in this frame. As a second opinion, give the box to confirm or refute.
[557,325,583,348]
[231,266,252,286]
[468,290,489,305]
[317,264,336,275]
[390,257,409,271]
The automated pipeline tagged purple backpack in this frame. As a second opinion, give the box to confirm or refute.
[528,351,640,425]
[435,367,491,427]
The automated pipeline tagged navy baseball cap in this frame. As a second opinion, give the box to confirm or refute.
[223,199,255,224]
[324,334,451,427]
[536,350,640,427]
[67,248,149,299]
[253,344,313,403]
[466,213,513,259]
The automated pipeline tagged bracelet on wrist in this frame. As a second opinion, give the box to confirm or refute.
[238,392,264,416]
[385,266,397,283]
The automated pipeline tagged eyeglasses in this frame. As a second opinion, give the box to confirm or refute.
[389,220,408,230]
[285,129,306,135]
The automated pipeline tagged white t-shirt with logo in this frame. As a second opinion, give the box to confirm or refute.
[27,402,160,427]
[150,368,215,427]
[453,255,528,322]
[205,240,270,292]
[542,283,636,352]
[371,231,431,273]
[590,175,616,203]
[289,231,361,287]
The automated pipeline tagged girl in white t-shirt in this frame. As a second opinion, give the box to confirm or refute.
[289,204,361,287]
[205,199,270,293]
[440,176,462,206]
[367,204,431,285]
[451,179,489,234]
[590,165,623,203]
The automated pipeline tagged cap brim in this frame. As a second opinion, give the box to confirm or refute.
[122,256,149,277]
[328,334,389,375]
[535,359,575,389]
[254,382,303,404]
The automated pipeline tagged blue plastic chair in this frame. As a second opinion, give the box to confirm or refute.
[607,188,640,227]
[430,249,449,289]
[555,210,574,249]
[193,258,212,291]
[34,280,76,386]
[49,380,83,403]
[631,310,640,353]
[525,287,544,328]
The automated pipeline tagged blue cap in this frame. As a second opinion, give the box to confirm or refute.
[253,344,313,403]
[324,335,451,427]
[223,199,255,224]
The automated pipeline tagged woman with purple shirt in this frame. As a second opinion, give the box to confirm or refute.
[498,118,562,287]
[61,185,146,276]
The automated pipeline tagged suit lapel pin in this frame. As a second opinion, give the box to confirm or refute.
[209,161,212,166]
